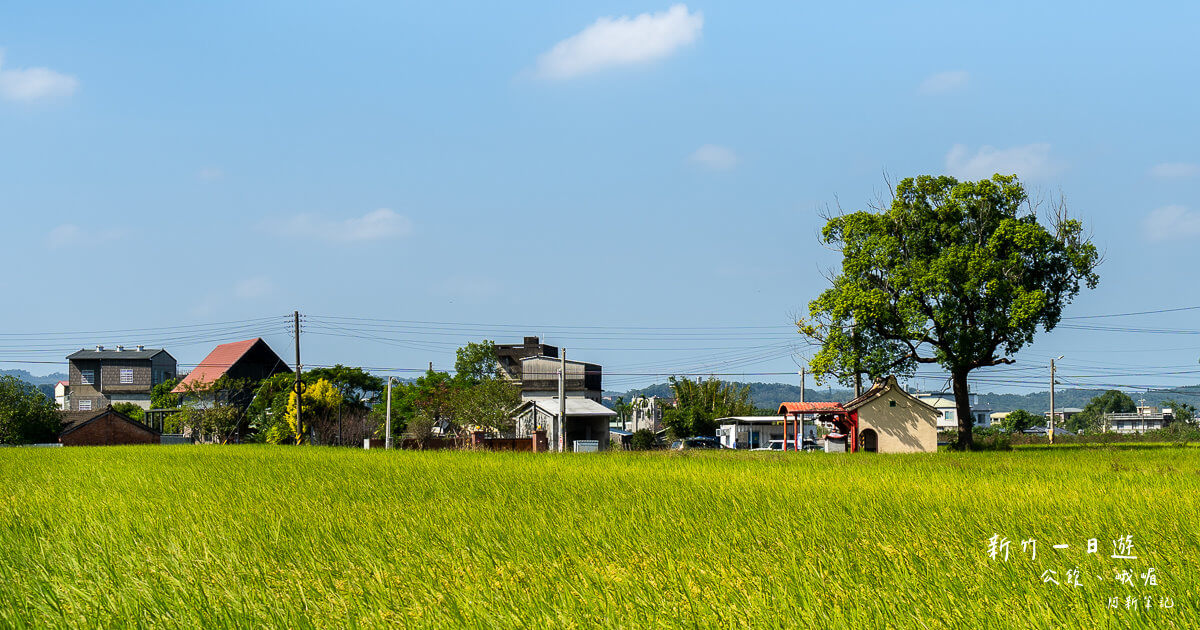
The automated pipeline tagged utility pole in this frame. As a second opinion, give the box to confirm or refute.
[558,349,567,453]
[800,369,806,404]
[385,376,394,450]
[1049,356,1062,445]
[293,310,302,445]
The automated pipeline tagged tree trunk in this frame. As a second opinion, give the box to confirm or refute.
[952,369,974,450]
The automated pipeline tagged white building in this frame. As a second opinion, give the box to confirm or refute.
[627,395,667,433]
[1103,405,1173,434]
[715,416,820,449]
[54,380,69,410]
[915,393,992,429]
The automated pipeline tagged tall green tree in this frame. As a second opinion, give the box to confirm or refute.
[305,364,383,408]
[0,375,63,444]
[454,340,500,384]
[661,376,757,439]
[452,377,521,436]
[801,175,1100,449]
[151,377,182,409]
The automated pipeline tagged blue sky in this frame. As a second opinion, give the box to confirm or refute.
[3,2,1200,395]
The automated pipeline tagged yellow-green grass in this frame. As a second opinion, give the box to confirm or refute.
[1,446,1197,629]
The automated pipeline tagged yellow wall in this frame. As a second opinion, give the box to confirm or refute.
[856,390,938,454]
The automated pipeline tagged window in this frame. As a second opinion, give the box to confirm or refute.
[120,369,134,384]
[78,399,92,411]
[943,410,954,420]
[80,369,94,384]
[889,400,897,407]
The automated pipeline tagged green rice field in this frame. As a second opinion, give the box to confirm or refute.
[1,446,1197,628]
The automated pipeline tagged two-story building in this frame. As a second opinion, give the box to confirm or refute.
[494,336,602,401]
[915,392,993,429]
[1103,405,1174,433]
[66,345,177,412]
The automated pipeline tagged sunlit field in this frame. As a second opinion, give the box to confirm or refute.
[1,446,1197,628]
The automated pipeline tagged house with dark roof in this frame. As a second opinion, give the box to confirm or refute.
[172,338,291,395]
[66,345,177,412]
[59,407,161,446]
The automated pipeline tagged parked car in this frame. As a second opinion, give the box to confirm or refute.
[751,439,820,452]
[669,437,724,450]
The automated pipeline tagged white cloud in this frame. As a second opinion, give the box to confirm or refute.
[0,50,78,102]
[945,143,1061,180]
[1148,162,1200,178]
[271,208,413,243]
[1143,205,1200,241]
[234,276,273,299]
[534,4,703,79]
[46,224,125,248]
[688,144,738,170]
[918,70,969,94]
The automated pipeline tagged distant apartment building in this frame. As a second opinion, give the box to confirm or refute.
[494,336,602,401]
[66,345,177,412]
[1103,405,1174,434]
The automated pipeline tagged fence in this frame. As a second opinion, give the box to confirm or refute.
[364,431,549,452]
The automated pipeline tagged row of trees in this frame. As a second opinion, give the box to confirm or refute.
[660,376,760,440]
[363,341,521,445]
[0,375,62,444]
[140,341,520,446]
[997,390,1198,434]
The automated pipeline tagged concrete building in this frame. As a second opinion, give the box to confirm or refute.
[628,395,668,433]
[54,380,69,410]
[715,416,819,449]
[915,392,993,429]
[494,336,602,401]
[59,408,161,446]
[1103,405,1174,434]
[1044,408,1084,424]
[511,397,616,451]
[66,345,177,412]
[849,376,939,453]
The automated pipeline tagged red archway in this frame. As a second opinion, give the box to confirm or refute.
[777,402,859,452]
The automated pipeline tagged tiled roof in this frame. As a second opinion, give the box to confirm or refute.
[172,338,262,393]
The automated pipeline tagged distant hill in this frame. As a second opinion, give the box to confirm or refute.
[605,380,1200,414]
[1,369,68,401]
[1,369,68,386]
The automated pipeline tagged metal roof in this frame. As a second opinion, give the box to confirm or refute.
[715,415,786,424]
[522,397,617,417]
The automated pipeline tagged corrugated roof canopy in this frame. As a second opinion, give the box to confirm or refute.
[522,397,617,417]
[778,402,846,414]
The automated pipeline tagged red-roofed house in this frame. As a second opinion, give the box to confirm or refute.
[173,338,291,394]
